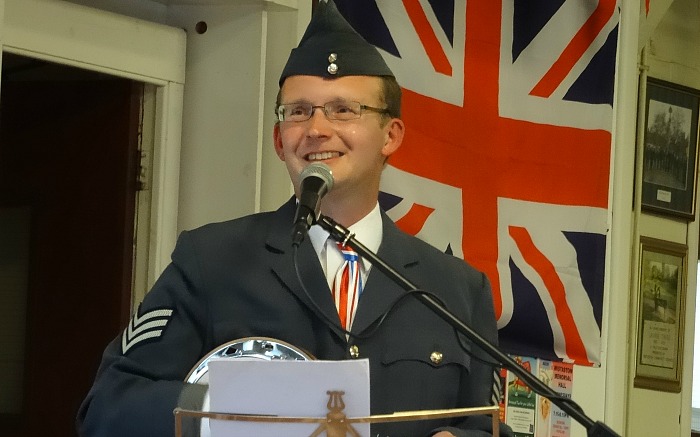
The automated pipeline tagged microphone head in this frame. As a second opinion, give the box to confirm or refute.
[299,162,334,191]
[292,162,334,246]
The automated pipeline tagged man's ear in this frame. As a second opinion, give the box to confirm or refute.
[273,123,285,161]
[381,118,405,157]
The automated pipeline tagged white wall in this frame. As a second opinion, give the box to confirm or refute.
[572,0,640,434]
[694,268,700,410]
[626,0,700,435]
[167,1,305,231]
[170,3,267,229]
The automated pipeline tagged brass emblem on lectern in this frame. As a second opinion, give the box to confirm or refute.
[309,391,361,437]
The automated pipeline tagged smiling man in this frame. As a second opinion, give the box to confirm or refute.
[274,74,403,229]
[77,1,512,436]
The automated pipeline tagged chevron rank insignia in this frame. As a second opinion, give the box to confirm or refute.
[121,307,174,354]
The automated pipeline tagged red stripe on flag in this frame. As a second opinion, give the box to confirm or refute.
[508,225,592,365]
[529,0,616,98]
[403,0,453,76]
[395,203,435,236]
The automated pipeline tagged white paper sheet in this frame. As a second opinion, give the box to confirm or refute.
[208,358,370,437]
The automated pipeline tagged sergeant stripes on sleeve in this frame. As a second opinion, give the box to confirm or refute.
[121,308,174,354]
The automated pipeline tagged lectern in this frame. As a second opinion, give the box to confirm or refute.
[174,393,499,437]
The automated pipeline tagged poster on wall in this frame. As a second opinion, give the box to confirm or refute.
[634,237,686,393]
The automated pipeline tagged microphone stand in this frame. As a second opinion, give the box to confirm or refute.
[317,214,620,437]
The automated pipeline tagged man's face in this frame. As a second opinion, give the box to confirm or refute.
[273,75,403,199]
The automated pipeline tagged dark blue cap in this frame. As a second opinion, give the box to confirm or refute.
[279,0,394,86]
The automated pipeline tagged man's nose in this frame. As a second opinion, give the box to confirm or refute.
[307,107,333,134]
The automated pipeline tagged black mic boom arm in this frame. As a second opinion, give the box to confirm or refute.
[317,214,620,437]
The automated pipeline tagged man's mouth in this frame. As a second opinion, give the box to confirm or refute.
[306,151,341,161]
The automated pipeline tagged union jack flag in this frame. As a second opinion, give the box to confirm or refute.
[336,0,619,366]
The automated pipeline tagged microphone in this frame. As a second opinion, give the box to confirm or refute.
[291,162,334,246]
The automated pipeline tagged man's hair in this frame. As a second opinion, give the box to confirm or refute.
[379,75,402,119]
[275,76,402,122]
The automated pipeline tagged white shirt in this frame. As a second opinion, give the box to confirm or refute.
[307,203,383,291]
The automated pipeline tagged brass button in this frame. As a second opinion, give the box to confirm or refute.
[328,53,337,63]
[430,351,443,365]
[349,345,360,359]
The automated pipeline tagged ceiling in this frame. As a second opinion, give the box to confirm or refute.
[138,0,295,5]
[63,0,299,12]
[139,0,239,4]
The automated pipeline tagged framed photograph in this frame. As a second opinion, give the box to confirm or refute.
[634,237,687,392]
[641,78,700,220]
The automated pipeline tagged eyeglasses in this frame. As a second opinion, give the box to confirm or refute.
[276,100,389,122]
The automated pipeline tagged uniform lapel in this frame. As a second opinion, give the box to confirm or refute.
[350,213,420,336]
[266,198,346,341]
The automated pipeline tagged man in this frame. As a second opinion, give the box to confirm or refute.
[78,1,511,436]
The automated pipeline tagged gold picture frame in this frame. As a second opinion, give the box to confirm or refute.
[634,237,687,392]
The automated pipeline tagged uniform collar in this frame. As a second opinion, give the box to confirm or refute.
[308,203,382,272]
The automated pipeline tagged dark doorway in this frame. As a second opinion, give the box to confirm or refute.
[0,53,142,437]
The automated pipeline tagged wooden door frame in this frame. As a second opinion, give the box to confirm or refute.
[0,0,186,299]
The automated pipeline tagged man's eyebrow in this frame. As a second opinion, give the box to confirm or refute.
[280,98,311,104]
[281,97,354,104]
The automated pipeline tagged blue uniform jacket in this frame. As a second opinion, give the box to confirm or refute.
[77,198,511,437]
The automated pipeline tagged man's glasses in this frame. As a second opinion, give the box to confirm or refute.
[276,101,389,122]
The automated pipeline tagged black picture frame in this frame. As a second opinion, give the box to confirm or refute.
[641,78,700,220]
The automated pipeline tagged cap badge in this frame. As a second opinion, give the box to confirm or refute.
[327,53,338,75]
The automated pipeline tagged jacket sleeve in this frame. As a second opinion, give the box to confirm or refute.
[77,231,209,437]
